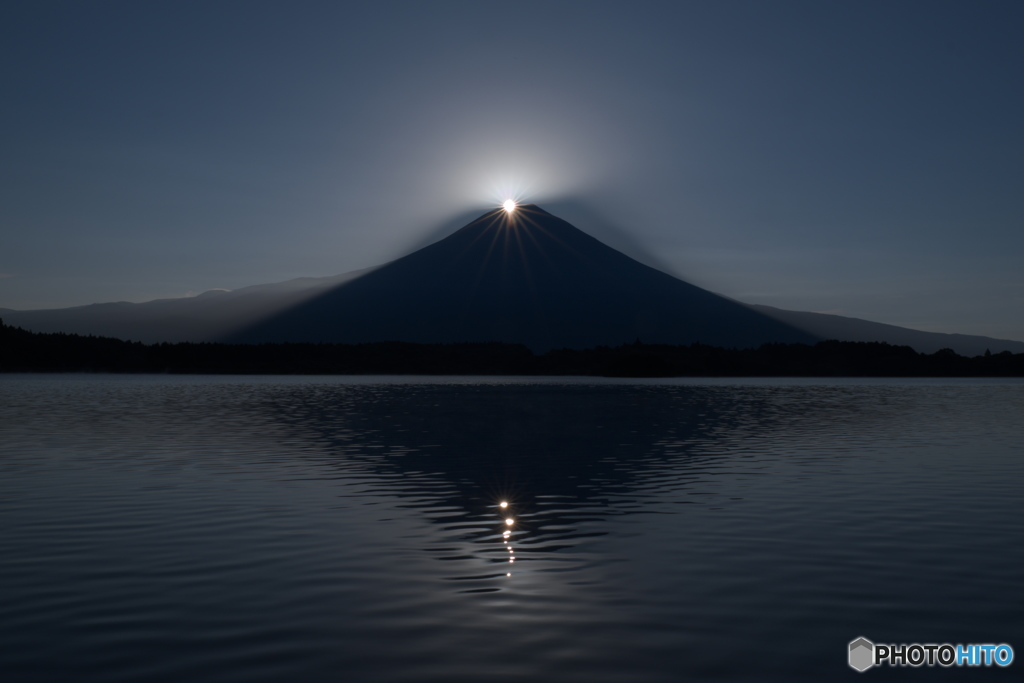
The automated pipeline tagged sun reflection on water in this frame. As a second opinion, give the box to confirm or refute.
[498,501,516,576]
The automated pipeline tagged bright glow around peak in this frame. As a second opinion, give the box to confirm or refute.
[505,518,514,525]
[499,501,508,508]
[503,199,516,213]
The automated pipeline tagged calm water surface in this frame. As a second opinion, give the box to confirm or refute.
[1,375,1022,681]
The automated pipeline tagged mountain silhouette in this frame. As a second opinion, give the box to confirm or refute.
[4,204,1024,355]
[226,204,816,350]
[0,269,372,345]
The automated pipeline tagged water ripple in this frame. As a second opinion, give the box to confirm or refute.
[1,375,1022,681]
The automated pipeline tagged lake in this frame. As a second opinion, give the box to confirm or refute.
[1,375,1021,681]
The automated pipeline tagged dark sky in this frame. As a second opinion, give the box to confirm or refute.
[3,0,1023,341]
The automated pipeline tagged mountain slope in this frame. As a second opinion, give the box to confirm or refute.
[0,269,372,343]
[752,305,1024,356]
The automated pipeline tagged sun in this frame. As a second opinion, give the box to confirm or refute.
[502,199,516,213]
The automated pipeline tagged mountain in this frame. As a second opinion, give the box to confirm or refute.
[0,268,373,344]
[226,204,816,350]
[751,305,1024,356]
[3,204,1023,355]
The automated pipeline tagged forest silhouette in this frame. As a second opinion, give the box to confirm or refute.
[3,319,1021,377]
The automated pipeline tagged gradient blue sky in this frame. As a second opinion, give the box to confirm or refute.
[3,0,1023,341]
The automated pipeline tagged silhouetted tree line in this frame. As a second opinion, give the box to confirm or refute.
[2,319,1023,376]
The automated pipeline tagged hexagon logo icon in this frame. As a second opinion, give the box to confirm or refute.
[849,637,874,672]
